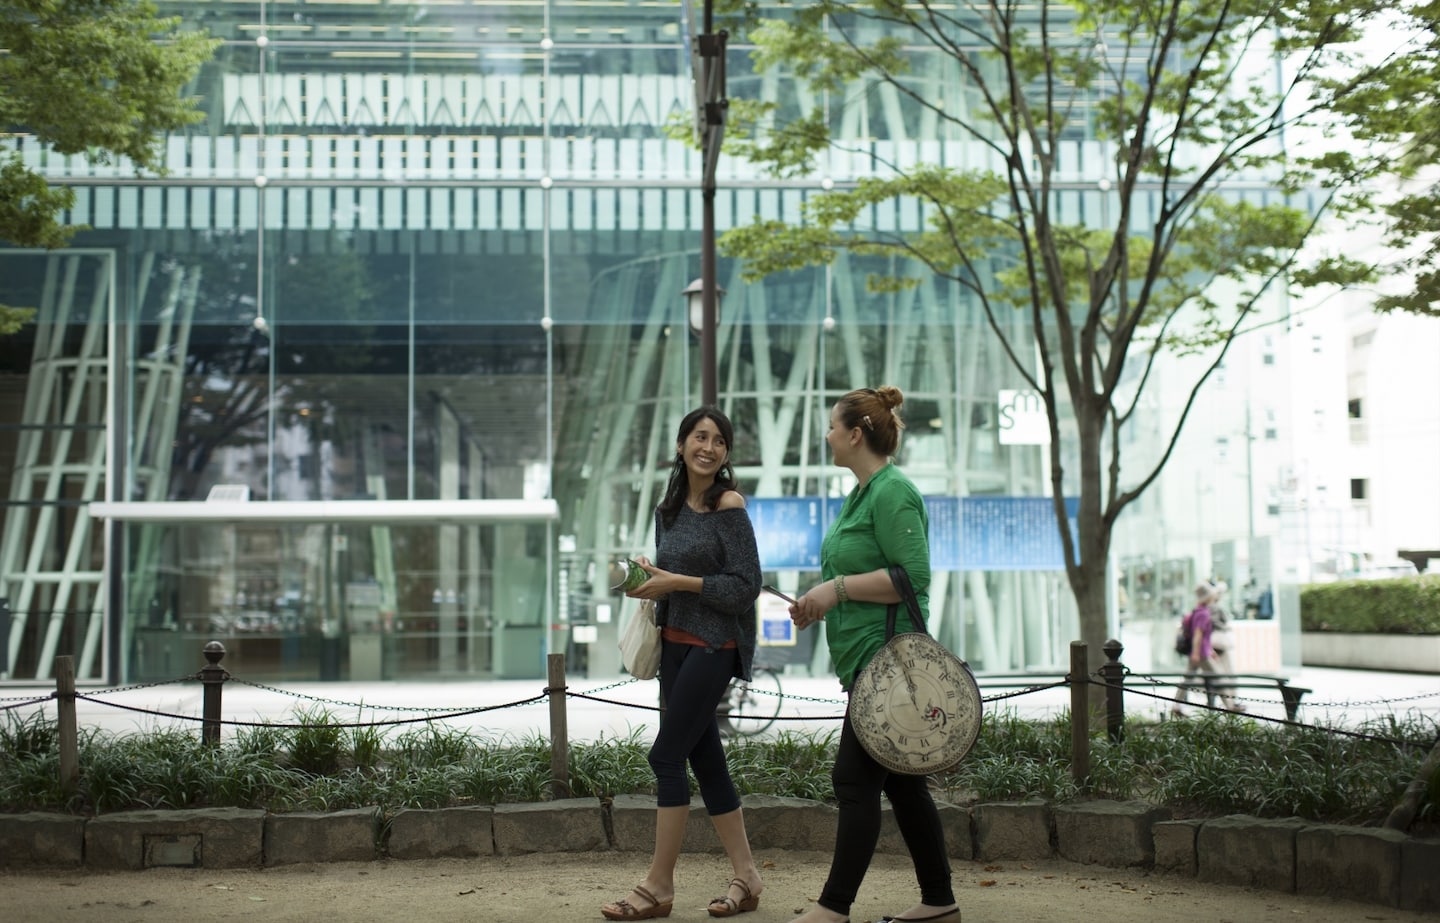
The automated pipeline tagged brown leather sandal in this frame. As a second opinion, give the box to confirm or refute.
[707,878,760,917]
[602,884,673,920]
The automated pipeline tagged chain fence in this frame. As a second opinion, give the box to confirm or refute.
[70,690,551,731]
[6,637,1435,845]
[3,648,1433,749]
[1086,676,1436,748]
[4,642,1437,833]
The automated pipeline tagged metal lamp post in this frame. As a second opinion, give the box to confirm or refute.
[691,0,728,407]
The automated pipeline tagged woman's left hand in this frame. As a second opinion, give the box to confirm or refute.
[626,558,709,600]
[625,558,671,600]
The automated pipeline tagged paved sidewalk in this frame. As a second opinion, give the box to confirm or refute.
[3,851,1435,923]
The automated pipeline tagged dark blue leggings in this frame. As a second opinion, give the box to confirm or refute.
[649,638,742,813]
[817,708,955,915]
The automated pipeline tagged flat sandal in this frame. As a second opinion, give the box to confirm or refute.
[601,884,673,920]
[707,878,760,917]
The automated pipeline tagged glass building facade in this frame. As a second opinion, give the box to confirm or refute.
[1,1,1244,686]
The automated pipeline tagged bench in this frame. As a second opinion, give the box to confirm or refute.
[973,671,1313,721]
[1136,672,1313,720]
[971,673,1072,696]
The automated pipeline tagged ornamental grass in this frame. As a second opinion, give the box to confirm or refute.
[0,707,1434,830]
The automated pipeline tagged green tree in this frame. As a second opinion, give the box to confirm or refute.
[719,0,1417,682]
[1375,2,1440,316]
[0,0,217,330]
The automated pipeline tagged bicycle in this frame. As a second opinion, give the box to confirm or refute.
[717,665,784,737]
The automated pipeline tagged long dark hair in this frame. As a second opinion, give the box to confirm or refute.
[658,406,739,527]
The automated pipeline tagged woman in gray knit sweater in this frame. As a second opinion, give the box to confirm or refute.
[601,406,765,921]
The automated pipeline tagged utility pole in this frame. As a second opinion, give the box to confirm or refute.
[1245,401,1256,549]
[694,0,728,407]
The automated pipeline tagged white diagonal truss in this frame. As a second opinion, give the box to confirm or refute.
[556,250,1074,674]
[1,251,194,681]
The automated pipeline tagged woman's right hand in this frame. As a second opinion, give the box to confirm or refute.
[625,557,707,600]
[623,556,659,600]
[790,580,839,630]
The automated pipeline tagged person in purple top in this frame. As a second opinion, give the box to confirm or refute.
[1172,581,1233,716]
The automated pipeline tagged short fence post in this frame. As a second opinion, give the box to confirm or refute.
[1068,640,1089,789]
[0,597,11,679]
[1101,638,1126,743]
[55,655,78,792]
[547,652,571,799]
[200,641,227,746]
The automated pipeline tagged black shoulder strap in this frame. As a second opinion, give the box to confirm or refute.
[884,565,928,639]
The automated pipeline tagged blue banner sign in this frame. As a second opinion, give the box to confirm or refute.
[959,496,1080,571]
[746,497,829,570]
[748,495,1078,572]
[926,496,961,570]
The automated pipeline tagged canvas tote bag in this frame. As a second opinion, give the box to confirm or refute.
[619,599,661,679]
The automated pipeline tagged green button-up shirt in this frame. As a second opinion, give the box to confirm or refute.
[820,463,931,690]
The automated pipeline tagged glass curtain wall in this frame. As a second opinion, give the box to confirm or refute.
[0,1,1105,684]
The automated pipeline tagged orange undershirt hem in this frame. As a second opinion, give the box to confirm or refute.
[662,626,737,649]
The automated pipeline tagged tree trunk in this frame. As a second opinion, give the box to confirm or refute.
[1068,405,1114,711]
[1068,552,1112,712]
[1384,736,1440,833]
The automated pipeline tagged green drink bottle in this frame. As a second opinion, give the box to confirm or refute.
[613,559,651,592]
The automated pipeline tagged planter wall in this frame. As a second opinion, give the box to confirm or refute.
[1301,632,1440,673]
[2,799,1435,913]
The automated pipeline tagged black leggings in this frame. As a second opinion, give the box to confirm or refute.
[649,638,742,813]
[817,708,955,915]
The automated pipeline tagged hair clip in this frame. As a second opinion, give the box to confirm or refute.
[862,414,872,429]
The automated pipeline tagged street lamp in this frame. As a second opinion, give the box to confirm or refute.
[683,277,725,406]
[682,277,725,338]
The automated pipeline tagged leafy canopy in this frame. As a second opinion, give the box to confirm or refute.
[1370,1,1440,316]
[0,0,217,329]
[721,0,1415,493]
[724,0,1404,332]
[717,0,1425,668]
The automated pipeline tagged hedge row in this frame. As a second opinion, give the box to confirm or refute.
[1299,574,1440,634]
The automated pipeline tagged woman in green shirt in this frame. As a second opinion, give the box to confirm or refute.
[786,386,959,923]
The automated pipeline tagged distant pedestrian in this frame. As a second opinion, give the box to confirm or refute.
[1256,586,1275,619]
[1241,576,1261,619]
[1205,581,1243,713]
[1172,581,1239,716]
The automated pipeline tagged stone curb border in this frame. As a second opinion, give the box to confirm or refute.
[2,797,1435,913]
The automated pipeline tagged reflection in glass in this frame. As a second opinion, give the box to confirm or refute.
[129,520,551,682]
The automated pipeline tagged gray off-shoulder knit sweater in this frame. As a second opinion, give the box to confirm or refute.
[653,505,763,681]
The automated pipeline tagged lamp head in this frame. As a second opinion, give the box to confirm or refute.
[682,277,725,336]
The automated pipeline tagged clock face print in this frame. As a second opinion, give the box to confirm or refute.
[851,634,983,775]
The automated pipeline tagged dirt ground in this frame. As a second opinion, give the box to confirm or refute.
[0,850,1430,923]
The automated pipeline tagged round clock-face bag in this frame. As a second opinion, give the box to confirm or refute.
[850,632,983,775]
